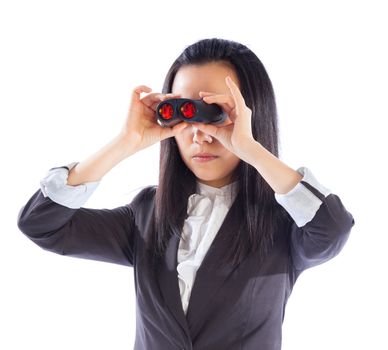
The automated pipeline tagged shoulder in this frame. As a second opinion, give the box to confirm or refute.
[128,185,157,212]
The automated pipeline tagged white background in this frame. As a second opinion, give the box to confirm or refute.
[1,0,387,349]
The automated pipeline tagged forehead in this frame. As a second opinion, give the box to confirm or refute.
[171,61,239,99]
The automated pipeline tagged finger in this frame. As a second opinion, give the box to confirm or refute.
[173,121,190,132]
[225,76,245,114]
[191,122,220,139]
[160,93,181,101]
[202,94,235,117]
[203,94,234,109]
[130,85,152,104]
[199,91,215,97]
[161,121,189,140]
[150,93,181,111]
[141,92,170,106]
[143,92,180,110]
[128,85,154,118]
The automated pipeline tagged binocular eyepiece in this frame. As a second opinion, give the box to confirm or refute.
[156,98,227,127]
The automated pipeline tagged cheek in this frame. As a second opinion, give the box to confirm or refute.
[174,136,189,159]
[224,154,241,170]
[174,134,184,147]
[175,134,186,144]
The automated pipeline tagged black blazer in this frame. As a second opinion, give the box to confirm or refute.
[17,183,354,350]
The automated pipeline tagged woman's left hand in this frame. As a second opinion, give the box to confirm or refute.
[193,76,256,160]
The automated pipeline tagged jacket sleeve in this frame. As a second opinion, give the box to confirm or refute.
[275,167,355,271]
[17,162,148,267]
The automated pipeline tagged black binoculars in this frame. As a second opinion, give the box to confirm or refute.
[156,98,227,127]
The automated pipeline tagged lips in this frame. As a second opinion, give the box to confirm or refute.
[193,153,218,158]
[192,153,219,162]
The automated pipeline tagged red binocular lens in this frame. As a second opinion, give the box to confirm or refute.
[159,103,174,120]
[180,102,196,118]
[158,102,196,120]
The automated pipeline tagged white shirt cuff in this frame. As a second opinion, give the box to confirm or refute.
[39,162,100,209]
[274,167,332,227]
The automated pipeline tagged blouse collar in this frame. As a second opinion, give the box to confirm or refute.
[196,180,239,198]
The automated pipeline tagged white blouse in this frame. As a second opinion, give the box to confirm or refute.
[177,180,239,314]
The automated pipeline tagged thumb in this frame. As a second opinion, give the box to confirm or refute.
[192,123,219,138]
[161,122,189,140]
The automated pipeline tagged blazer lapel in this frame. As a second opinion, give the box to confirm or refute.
[156,191,243,339]
[156,230,191,337]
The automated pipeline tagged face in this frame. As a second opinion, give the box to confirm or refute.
[172,61,241,188]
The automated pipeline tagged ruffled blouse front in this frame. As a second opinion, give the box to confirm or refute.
[177,180,239,314]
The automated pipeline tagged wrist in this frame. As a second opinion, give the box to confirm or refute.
[236,138,260,164]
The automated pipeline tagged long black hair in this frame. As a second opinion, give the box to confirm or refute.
[147,38,291,268]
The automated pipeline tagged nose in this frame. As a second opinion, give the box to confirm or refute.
[192,125,213,144]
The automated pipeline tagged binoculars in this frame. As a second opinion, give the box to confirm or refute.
[156,98,227,127]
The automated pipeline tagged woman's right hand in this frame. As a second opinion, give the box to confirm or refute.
[119,85,189,153]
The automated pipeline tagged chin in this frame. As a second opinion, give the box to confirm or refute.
[194,171,225,182]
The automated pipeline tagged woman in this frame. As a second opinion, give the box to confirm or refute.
[17,38,355,350]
